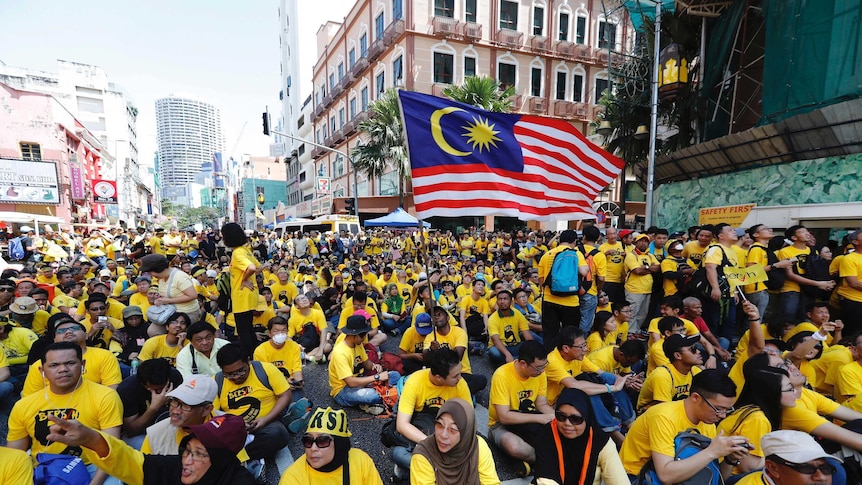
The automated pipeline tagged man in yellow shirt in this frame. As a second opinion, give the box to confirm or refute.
[599,227,629,305]
[734,430,840,485]
[579,226,607,333]
[537,229,588,351]
[148,227,165,255]
[637,334,703,413]
[703,222,741,342]
[839,228,862,329]
[682,225,714,269]
[425,306,487,396]
[624,233,660,332]
[459,279,490,342]
[487,290,534,366]
[779,225,835,322]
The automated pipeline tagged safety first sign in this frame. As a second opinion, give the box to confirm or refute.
[698,204,755,226]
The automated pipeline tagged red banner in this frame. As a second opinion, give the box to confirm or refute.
[92,179,118,204]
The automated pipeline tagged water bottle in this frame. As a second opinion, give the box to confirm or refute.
[130,358,139,376]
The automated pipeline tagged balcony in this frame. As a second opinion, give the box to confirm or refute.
[464,22,482,40]
[383,19,405,45]
[331,83,344,99]
[596,49,610,65]
[313,103,325,118]
[352,57,369,76]
[610,51,627,69]
[511,94,524,110]
[432,16,462,38]
[556,40,575,57]
[528,97,548,114]
[573,103,589,120]
[311,146,325,160]
[367,39,385,61]
[432,83,452,98]
[529,35,551,54]
[496,29,524,49]
[332,128,345,144]
[576,45,595,62]
[554,100,575,117]
[340,72,353,89]
[321,92,333,108]
[344,119,357,136]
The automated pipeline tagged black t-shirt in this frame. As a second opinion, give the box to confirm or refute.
[118,367,183,419]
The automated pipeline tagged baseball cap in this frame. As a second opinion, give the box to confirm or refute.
[306,407,352,437]
[20,225,33,233]
[415,313,433,336]
[122,306,144,319]
[11,297,38,315]
[184,414,247,454]
[99,269,112,278]
[168,376,218,406]
[634,233,650,242]
[662,334,701,359]
[761,429,840,464]
[618,229,634,238]
[255,295,268,312]
[205,270,218,278]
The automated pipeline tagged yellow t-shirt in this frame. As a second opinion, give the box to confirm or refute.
[423,324,471,374]
[138,335,187,366]
[278,448,383,485]
[624,250,660,295]
[253,340,303,379]
[817,345,854,396]
[397,368,471,415]
[459,293,490,319]
[637,365,702,413]
[703,244,740,289]
[780,387,841,433]
[81,314,124,349]
[660,258,683,296]
[716,406,771,459]
[599,241,626,283]
[487,310,529,347]
[589,345,631,375]
[398,325,427,355]
[0,326,38,365]
[410,437,498,485]
[838,252,862,302]
[270,280,299,306]
[214,361,290,424]
[129,292,151,316]
[0,447,31,485]
[328,340,369,397]
[230,245,260,313]
[544,348,600,405]
[287,308,327,339]
[682,241,710,269]
[776,245,812,293]
[836,360,862,406]
[586,330,617,354]
[538,245,586,306]
[620,400,716,475]
[488,361,548,426]
[647,317,699,339]
[148,235,165,255]
[8,379,123,464]
[744,243,770,294]
[22,346,122,396]
[338,305,380,331]
[581,243,607,296]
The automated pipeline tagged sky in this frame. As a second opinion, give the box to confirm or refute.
[0,0,354,167]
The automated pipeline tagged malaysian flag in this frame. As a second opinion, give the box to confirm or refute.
[398,90,625,221]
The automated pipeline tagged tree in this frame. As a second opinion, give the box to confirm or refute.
[351,89,409,207]
[442,75,516,112]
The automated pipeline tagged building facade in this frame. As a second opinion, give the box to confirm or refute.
[155,95,225,206]
[293,0,633,222]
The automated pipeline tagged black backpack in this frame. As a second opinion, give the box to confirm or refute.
[750,245,786,291]
[796,247,832,300]
[216,271,232,314]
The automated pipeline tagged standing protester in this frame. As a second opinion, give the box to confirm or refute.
[222,222,264,358]
[538,230,588,352]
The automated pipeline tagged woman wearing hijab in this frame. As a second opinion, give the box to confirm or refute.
[411,398,500,485]
[279,407,383,484]
[534,388,627,485]
[43,413,255,485]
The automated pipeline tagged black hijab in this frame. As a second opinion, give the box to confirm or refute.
[534,388,609,485]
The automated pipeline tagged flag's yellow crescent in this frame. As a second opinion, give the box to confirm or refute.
[430,107,471,156]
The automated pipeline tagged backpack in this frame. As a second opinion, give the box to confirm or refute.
[796,247,833,300]
[34,453,91,485]
[214,360,272,396]
[8,236,25,261]
[544,248,581,297]
[689,246,731,299]
[750,244,786,291]
[216,271,232,315]
[637,428,722,485]
[577,244,599,296]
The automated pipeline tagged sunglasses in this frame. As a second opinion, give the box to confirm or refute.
[301,434,333,449]
[768,455,836,475]
[0,288,15,293]
[555,411,585,425]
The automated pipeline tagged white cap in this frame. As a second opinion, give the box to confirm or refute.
[20,225,33,233]
[206,269,218,278]
[167,376,218,406]
[761,430,840,464]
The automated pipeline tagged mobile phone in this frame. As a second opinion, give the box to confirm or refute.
[741,443,755,450]
[98,316,108,324]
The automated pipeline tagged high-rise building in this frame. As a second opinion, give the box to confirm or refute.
[155,94,225,205]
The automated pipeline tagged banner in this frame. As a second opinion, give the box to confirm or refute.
[698,203,755,226]
[70,162,86,200]
[0,158,60,204]
[92,179,118,204]
[724,263,768,287]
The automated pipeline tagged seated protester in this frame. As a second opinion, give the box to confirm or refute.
[682,296,732,362]
[337,291,387,348]
[251,295,277,344]
[620,369,752,483]
[647,303,717,372]
[176,321,230,379]
[513,287,542,337]
[81,293,124,351]
[589,340,647,378]
[73,281,127,324]
[141,375,219,455]
[287,294,331,362]
[534,389,628,485]
[22,318,122,395]
[424,305,487,395]
[586,311,618,354]
[391,349,472,477]
[637,334,703,414]
[488,340,556,476]
[0,349,12,403]
[9,295,51,336]
[7,342,124,485]
[398,313,432,375]
[646,316,687,374]
[27,312,77,366]
[328,315,400,415]
[487,290,535,367]
[270,267,299,311]
[0,314,38,379]
[214,343,292,466]
[410,398,499,485]
[784,323,835,387]
[113,306,150,372]
[253,316,305,402]
[608,301,632,344]
[30,287,61,316]
[646,296,700,343]
[459,279,491,343]
[138,311,189,366]
[280,407,383,484]
[118,358,184,448]
[44,411,256,485]
[0,446,31,485]
[811,337,853,398]
[545,326,634,446]
[836,333,862,411]
[53,280,83,314]
[380,282,410,336]
[734,430,840,485]
[318,287,342,326]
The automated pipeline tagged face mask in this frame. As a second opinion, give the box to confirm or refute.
[271,333,288,345]
[342,272,350,279]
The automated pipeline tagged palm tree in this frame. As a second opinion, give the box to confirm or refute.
[351,89,409,207]
[442,75,516,112]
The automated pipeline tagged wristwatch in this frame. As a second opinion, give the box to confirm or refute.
[726,459,741,466]
[374,373,380,381]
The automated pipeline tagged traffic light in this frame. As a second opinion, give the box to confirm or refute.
[262,111,270,136]
[344,198,355,215]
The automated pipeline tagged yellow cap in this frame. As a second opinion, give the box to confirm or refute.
[306,407,352,437]
[255,295,267,312]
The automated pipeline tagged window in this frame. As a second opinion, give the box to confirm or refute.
[393,56,403,86]
[533,6,544,36]
[339,108,345,127]
[20,142,41,160]
[360,34,368,57]
[380,171,399,196]
[498,62,516,90]
[361,87,369,111]
[559,13,569,41]
[375,13,384,40]
[330,117,336,134]
[573,74,584,102]
[376,71,385,96]
[349,48,356,69]
[599,21,616,50]
[435,0,454,17]
[316,128,322,143]
[464,56,477,77]
[500,1,518,30]
[318,162,328,177]
[322,124,329,139]
[329,73,335,90]
[349,97,357,119]
[465,0,477,22]
[393,0,403,20]
[531,67,542,96]
[334,156,345,177]
[338,62,344,81]
[576,16,587,44]
[595,77,609,104]
[556,72,567,100]
[433,52,454,84]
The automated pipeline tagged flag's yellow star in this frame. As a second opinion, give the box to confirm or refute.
[461,116,502,153]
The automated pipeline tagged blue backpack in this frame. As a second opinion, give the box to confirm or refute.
[8,236,25,260]
[637,429,721,485]
[545,248,581,296]
[34,453,91,485]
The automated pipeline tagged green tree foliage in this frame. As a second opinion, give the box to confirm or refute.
[351,89,408,206]
[442,75,515,112]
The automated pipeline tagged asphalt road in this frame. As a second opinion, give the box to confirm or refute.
[0,333,521,484]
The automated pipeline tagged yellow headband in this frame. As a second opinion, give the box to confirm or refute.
[306,407,352,437]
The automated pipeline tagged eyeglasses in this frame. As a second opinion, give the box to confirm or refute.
[555,411,585,425]
[434,421,460,435]
[55,326,84,334]
[88,306,107,311]
[528,362,548,373]
[180,447,210,463]
[781,387,796,393]
[223,365,249,379]
[0,288,15,293]
[168,398,197,412]
[701,396,734,416]
[301,434,333,449]
[768,455,836,475]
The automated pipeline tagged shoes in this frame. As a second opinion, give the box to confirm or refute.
[515,461,533,478]
[245,458,266,483]
[359,404,386,416]
[468,341,486,356]
[287,398,311,420]
[287,398,313,433]
[392,463,406,480]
